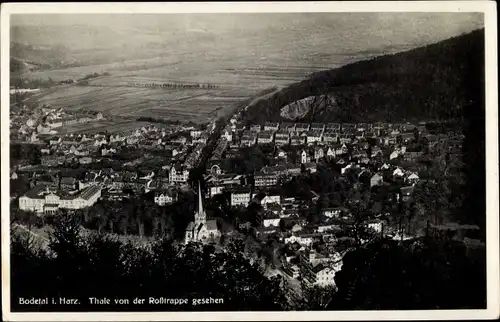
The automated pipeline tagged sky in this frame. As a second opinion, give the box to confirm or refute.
[10,13,485,74]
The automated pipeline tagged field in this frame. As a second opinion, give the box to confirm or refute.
[56,120,160,135]
[19,63,325,124]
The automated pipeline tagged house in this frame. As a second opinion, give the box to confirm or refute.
[254,171,278,187]
[60,177,77,191]
[314,147,324,161]
[306,130,322,144]
[264,122,280,132]
[406,172,420,185]
[370,173,384,187]
[400,186,415,202]
[299,150,311,164]
[326,147,336,159]
[326,123,341,131]
[209,185,224,197]
[19,184,101,213]
[280,122,296,132]
[154,189,177,206]
[240,134,257,147]
[41,155,58,167]
[250,124,262,133]
[274,130,290,146]
[190,129,202,138]
[231,188,252,207]
[303,162,317,174]
[403,150,424,162]
[263,212,281,227]
[336,143,348,155]
[339,134,352,144]
[393,167,405,177]
[257,131,274,144]
[313,264,337,287]
[390,150,400,160]
[169,165,189,183]
[79,157,93,165]
[321,208,346,219]
[322,130,338,144]
[295,123,310,133]
[290,135,303,146]
[310,123,325,132]
[222,128,233,142]
[276,148,288,160]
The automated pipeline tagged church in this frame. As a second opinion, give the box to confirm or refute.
[185,182,221,244]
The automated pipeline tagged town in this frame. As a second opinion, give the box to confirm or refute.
[9,97,466,291]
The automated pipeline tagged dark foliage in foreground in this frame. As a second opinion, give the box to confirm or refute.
[11,213,486,311]
[329,238,486,310]
[11,213,287,312]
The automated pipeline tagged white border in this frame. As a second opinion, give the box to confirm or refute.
[1,2,498,321]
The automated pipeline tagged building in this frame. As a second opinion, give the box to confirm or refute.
[154,189,177,206]
[290,135,304,146]
[19,184,101,214]
[280,122,296,132]
[254,171,278,187]
[240,133,257,147]
[310,123,325,133]
[231,189,252,207]
[185,183,220,244]
[250,124,262,133]
[313,264,337,287]
[370,173,384,187]
[295,123,310,133]
[264,122,279,132]
[263,212,281,227]
[300,150,311,164]
[314,147,324,161]
[326,123,341,131]
[307,131,322,144]
[60,177,77,191]
[257,131,274,144]
[169,165,189,183]
[274,130,290,146]
[322,130,338,144]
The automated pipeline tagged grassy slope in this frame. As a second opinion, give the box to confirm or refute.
[241,28,485,124]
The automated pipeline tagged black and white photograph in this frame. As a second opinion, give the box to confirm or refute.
[1,2,498,321]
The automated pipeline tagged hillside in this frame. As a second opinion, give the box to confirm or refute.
[240,28,485,124]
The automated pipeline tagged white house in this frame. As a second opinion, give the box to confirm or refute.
[284,234,314,247]
[393,167,404,177]
[231,190,252,207]
[154,190,177,206]
[313,265,337,287]
[263,213,281,227]
[390,150,400,160]
[209,185,224,197]
[406,172,420,185]
[169,166,189,183]
[19,184,101,214]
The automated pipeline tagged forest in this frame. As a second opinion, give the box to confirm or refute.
[240,29,484,124]
[11,211,486,311]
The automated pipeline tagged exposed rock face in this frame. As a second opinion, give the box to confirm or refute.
[280,94,337,120]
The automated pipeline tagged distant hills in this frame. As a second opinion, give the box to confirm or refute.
[241,28,485,124]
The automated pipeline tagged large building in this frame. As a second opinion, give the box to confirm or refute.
[18,184,101,214]
[185,183,220,244]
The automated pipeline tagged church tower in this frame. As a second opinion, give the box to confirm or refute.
[195,181,206,225]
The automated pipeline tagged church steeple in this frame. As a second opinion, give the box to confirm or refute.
[196,181,206,224]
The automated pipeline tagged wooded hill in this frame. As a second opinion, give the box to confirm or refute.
[240,29,485,124]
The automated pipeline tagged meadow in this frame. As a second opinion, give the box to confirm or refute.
[20,61,326,124]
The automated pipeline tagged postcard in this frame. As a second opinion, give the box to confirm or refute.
[1,1,498,321]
